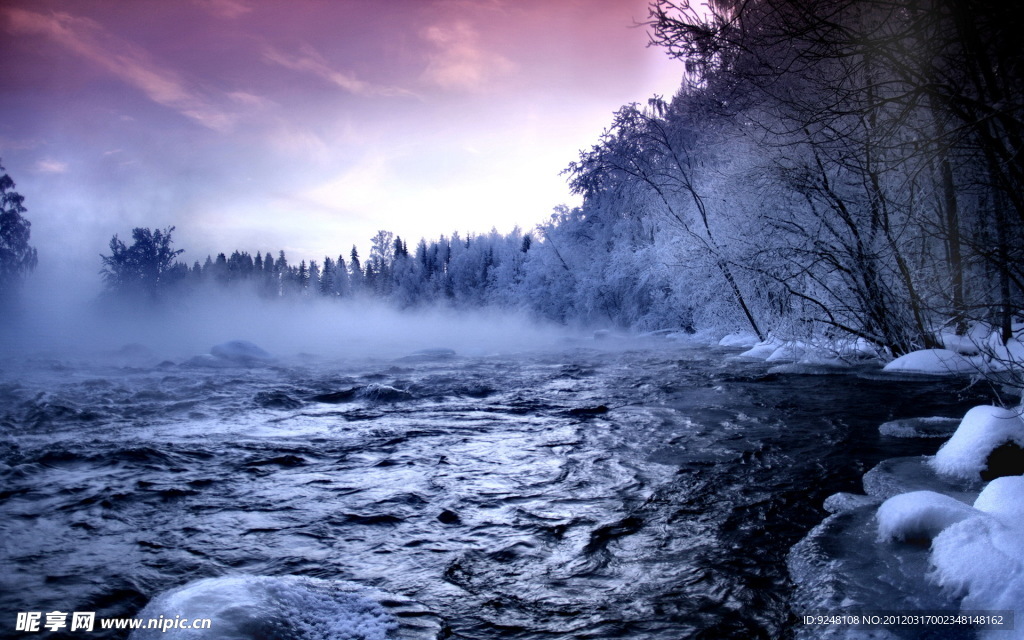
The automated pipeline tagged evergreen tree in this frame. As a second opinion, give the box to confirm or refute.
[349,246,363,292]
[308,259,320,293]
[297,260,309,291]
[0,161,38,300]
[99,226,184,301]
[320,256,335,296]
[335,254,349,296]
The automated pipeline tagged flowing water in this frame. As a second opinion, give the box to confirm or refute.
[0,339,991,639]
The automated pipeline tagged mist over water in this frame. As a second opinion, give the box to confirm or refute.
[0,302,990,639]
[2,284,572,363]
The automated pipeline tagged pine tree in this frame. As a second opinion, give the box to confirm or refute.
[320,256,335,296]
[349,246,363,292]
[0,161,38,301]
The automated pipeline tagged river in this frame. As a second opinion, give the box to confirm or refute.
[0,338,991,639]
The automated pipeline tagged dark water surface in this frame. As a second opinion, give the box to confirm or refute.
[0,341,991,639]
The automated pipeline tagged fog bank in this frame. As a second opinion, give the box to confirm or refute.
[1,284,573,364]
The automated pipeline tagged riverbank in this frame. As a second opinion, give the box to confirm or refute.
[726,332,1024,639]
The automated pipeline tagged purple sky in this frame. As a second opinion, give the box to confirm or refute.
[0,0,682,285]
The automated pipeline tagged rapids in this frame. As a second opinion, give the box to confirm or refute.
[0,340,990,638]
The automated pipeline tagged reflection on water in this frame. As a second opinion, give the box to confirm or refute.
[0,342,989,638]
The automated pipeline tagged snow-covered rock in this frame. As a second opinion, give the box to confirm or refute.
[823,491,878,514]
[881,348,979,375]
[130,575,397,640]
[875,491,977,542]
[878,416,960,439]
[183,341,275,368]
[931,405,1024,481]
[130,575,444,640]
[210,340,274,363]
[396,348,456,362]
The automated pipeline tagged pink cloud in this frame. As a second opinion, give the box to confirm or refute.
[262,44,416,99]
[36,159,68,174]
[3,7,235,131]
[419,20,517,92]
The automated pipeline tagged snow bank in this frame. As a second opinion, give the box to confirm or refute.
[931,405,1024,481]
[737,338,784,359]
[881,348,979,376]
[794,394,1024,639]
[737,338,813,363]
[735,336,880,369]
[872,451,1024,638]
[982,332,1024,372]
[937,323,991,355]
[130,575,398,639]
[765,342,806,363]
[934,322,1024,378]
[876,491,977,542]
[930,477,1024,628]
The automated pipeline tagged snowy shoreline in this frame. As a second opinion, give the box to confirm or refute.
[717,330,1024,639]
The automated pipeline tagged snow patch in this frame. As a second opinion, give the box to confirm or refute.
[881,349,979,376]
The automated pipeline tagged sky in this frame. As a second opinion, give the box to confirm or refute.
[0,0,683,289]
